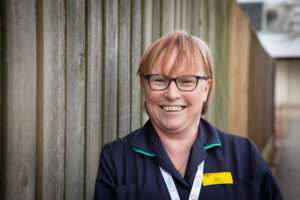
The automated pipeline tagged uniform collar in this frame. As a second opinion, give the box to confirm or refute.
[130,118,221,186]
[130,120,157,157]
[200,118,222,150]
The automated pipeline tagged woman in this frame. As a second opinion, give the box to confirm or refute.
[94,31,282,200]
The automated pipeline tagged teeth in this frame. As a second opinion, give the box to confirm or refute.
[162,106,184,111]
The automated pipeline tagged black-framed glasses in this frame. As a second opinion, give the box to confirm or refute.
[144,74,209,91]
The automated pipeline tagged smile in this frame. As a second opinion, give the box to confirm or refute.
[161,106,186,111]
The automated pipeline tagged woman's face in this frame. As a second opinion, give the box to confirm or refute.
[142,50,211,135]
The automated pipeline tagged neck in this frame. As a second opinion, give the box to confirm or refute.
[153,117,200,142]
[158,130,197,151]
[154,123,199,177]
[158,129,197,161]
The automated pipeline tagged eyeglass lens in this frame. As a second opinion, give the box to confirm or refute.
[148,74,198,91]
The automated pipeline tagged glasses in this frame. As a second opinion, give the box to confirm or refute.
[144,74,209,91]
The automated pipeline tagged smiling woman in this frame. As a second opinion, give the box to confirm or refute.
[94,31,283,200]
[139,33,212,140]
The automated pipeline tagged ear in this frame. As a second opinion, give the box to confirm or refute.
[202,79,211,102]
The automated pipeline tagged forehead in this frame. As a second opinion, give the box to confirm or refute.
[150,48,204,76]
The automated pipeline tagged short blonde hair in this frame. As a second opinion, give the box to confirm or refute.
[137,31,214,115]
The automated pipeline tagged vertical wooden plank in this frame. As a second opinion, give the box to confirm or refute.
[174,0,181,29]
[191,0,201,36]
[3,0,37,199]
[201,0,230,131]
[103,0,118,143]
[86,0,103,199]
[185,0,192,33]
[208,0,216,49]
[36,0,43,199]
[0,4,3,198]
[119,0,131,137]
[248,31,275,151]
[142,0,152,124]
[212,0,230,131]
[65,0,86,199]
[42,0,65,199]
[229,0,250,137]
[143,0,153,51]
[152,0,162,41]
[202,0,216,124]
[200,0,209,41]
[131,0,142,131]
[180,0,186,30]
[162,0,175,34]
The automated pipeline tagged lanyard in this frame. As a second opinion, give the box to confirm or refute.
[160,161,204,200]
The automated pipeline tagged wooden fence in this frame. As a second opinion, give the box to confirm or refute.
[248,32,275,151]
[228,2,275,152]
[0,0,274,199]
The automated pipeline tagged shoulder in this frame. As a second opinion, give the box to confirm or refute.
[201,123,283,199]
[201,118,257,153]
[216,128,262,164]
[98,129,140,185]
[100,129,139,159]
[209,128,283,199]
[216,128,257,151]
[215,128,270,179]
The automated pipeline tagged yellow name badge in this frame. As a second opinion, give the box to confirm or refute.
[203,172,233,186]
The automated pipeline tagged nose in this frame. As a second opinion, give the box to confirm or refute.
[165,80,181,100]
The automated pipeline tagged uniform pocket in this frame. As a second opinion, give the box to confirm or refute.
[115,184,138,200]
[235,180,260,200]
[201,180,259,200]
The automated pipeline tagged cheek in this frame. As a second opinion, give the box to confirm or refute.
[145,89,162,104]
[184,92,202,105]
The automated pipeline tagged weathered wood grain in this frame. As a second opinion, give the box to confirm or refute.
[42,0,66,199]
[103,0,118,143]
[162,0,175,34]
[205,0,217,125]
[0,6,3,199]
[4,0,37,199]
[191,0,201,36]
[212,0,230,131]
[131,0,142,131]
[65,0,86,199]
[152,0,162,41]
[85,0,103,199]
[200,0,210,40]
[119,0,131,138]
[229,0,250,137]
[36,0,43,199]
[248,31,275,151]
[142,0,152,124]
[174,0,181,29]
[185,0,192,33]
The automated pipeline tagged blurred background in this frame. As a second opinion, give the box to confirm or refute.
[239,0,300,199]
[0,0,299,199]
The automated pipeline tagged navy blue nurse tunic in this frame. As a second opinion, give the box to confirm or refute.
[94,118,283,200]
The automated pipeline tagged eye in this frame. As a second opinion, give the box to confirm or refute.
[153,78,166,83]
[150,75,168,85]
[178,76,196,85]
[182,79,193,83]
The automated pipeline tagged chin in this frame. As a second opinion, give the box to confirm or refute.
[161,121,184,131]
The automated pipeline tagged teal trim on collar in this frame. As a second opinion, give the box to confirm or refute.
[204,138,221,150]
[131,147,156,157]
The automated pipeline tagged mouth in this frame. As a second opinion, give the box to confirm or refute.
[160,105,186,112]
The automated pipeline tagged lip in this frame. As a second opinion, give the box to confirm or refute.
[160,105,186,112]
